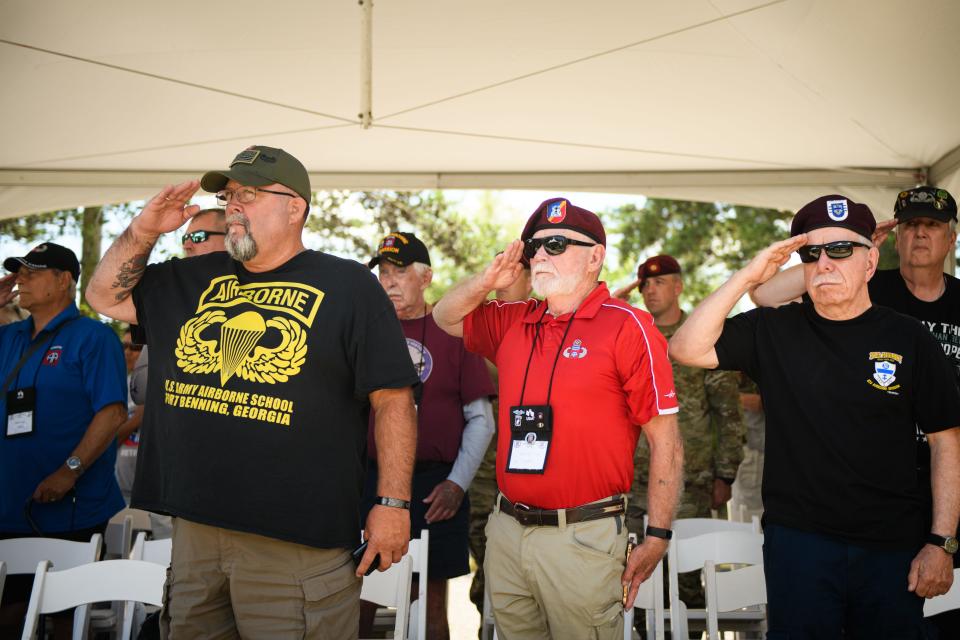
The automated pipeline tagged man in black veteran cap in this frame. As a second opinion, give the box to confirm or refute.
[86,146,419,639]
[671,195,960,638]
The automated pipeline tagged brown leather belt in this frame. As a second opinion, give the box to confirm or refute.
[498,495,626,527]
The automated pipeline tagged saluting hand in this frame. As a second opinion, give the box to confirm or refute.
[872,219,898,248]
[611,279,640,302]
[0,273,17,306]
[479,241,525,292]
[739,235,808,288]
[131,180,202,238]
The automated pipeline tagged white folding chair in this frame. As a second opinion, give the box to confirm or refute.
[405,530,428,640]
[129,532,172,566]
[104,515,133,560]
[667,529,765,638]
[623,534,666,640]
[0,534,102,640]
[704,561,767,640]
[21,559,166,640]
[671,516,761,539]
[481,581,496,640]
[924,568,960,617]
[360,555,414,640]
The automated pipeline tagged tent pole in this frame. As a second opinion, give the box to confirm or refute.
[359,0,373,129]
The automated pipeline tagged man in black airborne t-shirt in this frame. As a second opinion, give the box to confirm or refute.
[86,146,419,639]
[671,195,960,639]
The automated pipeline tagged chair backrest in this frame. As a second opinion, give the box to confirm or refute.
[104,515,133,559]
[21,559,166,640]
[0,535,102,575]
[704,562,767,640]
[623,533,666,640]
[671,517,760,539]
[0,560,6,603]
[110,508,153,532]
[360,555,413,640]
[129,532,172,566]
[924,568,960,617]
[667,530,764,639]
[405,530,428,640]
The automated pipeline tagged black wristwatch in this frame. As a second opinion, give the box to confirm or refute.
[375,496,411,510]
[928,533,959,554]
[645,525,673,540]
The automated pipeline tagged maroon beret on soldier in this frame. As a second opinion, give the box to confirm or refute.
[638,254,682,287]
[790,195,876,239]
[520,198,606,246]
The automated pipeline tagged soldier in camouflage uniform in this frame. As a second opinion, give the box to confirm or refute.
[615,255,744,611]
[731,373,765,522]
[467,267,532,618]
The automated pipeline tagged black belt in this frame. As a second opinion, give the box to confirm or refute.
[498,495,625,527]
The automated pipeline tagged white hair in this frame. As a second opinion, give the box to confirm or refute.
[411,262,432,277]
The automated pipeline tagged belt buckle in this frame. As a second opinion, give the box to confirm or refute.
[514,502,534,526]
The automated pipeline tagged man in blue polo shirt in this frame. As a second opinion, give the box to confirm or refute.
[0,242,127,637]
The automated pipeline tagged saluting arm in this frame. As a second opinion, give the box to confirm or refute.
[86,181,201,323]
[433,240,524,338]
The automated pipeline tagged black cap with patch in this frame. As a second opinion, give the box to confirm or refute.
[368,232,431,268]
[4,242,80,281]
[894,186,957,223]
[201,145,311,205]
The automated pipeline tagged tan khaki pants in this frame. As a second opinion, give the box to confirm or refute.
[484,497,628,640]
[160,518,360,640]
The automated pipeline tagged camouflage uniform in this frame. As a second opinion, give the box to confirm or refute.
[626,311,745,608]
[468,362,499,614]
[731,374,765,522]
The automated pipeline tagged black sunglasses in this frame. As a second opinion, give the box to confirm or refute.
[523,235,596,259]
[797,240,871,263]
[181,230,226,245]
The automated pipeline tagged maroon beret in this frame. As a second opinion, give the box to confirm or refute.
[790,195,876,239]
[638,254,682,286]
[521,198,606,246]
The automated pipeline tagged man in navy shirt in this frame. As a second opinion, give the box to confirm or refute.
[0,242,127,636]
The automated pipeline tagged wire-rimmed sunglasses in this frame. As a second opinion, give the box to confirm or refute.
[523,235,596,259]
[797,240,871,263]
[215,187,297,206]
[181,230,226,245]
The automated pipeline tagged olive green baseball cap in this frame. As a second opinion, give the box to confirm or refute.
[200,145,311,205]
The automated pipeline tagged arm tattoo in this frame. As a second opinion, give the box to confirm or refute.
[110,228,155,302]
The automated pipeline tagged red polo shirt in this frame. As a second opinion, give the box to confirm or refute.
[463,283,677,509]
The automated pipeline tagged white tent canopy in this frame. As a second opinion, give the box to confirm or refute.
[1,0,958,219]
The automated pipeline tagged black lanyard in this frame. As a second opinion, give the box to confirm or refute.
[516,305,576,406]
[12,317,76,391]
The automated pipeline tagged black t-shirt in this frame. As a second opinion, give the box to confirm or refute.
[715,302,960,549]
[131,250,418,549]
[870,269,960,383]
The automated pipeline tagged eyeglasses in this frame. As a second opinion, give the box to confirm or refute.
[797,240,871,263]
[215,186,297,206]
[523,235,596,259]
[122,342,143,352]
[181,230,226,245]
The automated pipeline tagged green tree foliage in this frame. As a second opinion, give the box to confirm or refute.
[306,190,513,299]
[609,199,793,304]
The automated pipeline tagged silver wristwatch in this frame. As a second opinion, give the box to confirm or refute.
[65,456,84,477]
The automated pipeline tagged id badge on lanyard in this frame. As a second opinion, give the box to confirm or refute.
[506,404,553,473]
[504,307,575,476]
[6,387,36,437]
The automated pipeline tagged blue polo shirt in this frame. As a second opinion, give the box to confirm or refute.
[0,304,127,533]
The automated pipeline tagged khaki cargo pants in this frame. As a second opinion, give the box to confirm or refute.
[160,518,361,640]
[484,496,628,640]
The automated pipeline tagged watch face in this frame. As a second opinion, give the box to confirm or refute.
[946,537,959,554]
[67,456,81,470]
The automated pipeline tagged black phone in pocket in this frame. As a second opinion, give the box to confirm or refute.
[351,540,381,577]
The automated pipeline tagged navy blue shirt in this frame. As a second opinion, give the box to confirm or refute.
[0,304,127,533]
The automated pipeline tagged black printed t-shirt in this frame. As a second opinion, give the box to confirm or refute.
[131,250,418,549]
[870,269,960,384]
[715,301,960,549]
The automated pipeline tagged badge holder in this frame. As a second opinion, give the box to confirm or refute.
[6,387,36,438]
[506,404,553,474]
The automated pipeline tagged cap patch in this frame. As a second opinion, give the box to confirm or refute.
[826,199,849,221]
[547,200,567,224]
[32,244,48,253]
[231,149,261,166]
[649,264,660,273]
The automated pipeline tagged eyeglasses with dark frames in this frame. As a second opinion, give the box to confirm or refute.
[181,230,226,245]
[215,187,297,206]
[523,235,596,259]
[797,240,871,263]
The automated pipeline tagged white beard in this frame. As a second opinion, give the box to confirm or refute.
[531,269,580,299]
[225,215,259,262]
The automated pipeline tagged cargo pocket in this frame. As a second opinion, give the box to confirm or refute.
[300,560,362,640]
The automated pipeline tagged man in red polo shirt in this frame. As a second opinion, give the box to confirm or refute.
[434,198,683,639]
